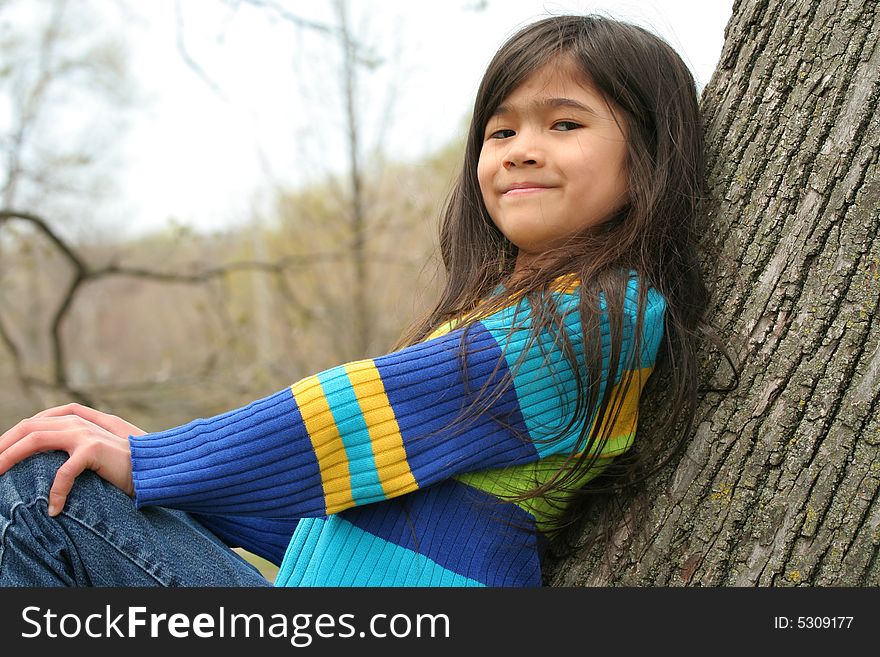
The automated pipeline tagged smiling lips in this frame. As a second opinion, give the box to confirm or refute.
[502,182,554,196]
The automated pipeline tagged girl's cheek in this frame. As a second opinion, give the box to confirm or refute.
[476,150,495,185]
[479,150,502,181]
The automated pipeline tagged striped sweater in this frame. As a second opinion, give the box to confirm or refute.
[129,274,666,586]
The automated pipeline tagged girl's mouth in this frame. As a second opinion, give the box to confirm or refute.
[503,183,553,195]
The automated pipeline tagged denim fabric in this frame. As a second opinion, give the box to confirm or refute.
[0,451,272,587]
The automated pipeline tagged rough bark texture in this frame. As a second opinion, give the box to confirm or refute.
[545,0,879,586]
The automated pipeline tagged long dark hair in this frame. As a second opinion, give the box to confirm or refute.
[397,15,733,545]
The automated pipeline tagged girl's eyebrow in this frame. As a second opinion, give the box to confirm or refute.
[492,97,601,118]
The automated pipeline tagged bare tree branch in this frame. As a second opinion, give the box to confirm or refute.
[174,0,227,101]
[0,209,87,273]
[0,208,409,404]
[231,0,338,35]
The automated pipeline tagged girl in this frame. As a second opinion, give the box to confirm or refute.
[0,14,717,587]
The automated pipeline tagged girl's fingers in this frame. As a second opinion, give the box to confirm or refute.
[0,427,75,476]
[0,405,141,459]
[0,413,76,451]
[0,417,77,456]
[31,402,99,420]
[0,419,135,514]
[0,409,137,513]
[31,403,145,438]
[47,453,87,516]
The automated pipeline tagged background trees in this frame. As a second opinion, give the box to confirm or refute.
[0,0,453,433]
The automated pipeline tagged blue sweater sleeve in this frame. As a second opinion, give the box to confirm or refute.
[190,513,297,566]
[129,277,666,520]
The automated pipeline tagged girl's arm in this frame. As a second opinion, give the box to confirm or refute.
[0,405,298,564]
[0,277,665,527]
[190,513,299,566]
[129,278,666,520]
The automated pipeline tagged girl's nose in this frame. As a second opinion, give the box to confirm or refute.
[502,134,544,169]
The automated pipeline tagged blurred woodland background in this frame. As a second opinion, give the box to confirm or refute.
[0,0,467,439]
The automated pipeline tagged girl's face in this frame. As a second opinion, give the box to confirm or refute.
[477,58,629,266]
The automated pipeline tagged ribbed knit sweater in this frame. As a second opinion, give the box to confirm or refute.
[129,274,666,587]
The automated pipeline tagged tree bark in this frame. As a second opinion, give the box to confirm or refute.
[545,0,880,586]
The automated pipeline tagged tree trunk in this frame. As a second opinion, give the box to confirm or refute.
[545,0,880,586]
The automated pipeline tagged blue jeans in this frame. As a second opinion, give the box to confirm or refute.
[0,452,272,587]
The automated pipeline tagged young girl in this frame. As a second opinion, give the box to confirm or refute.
[0,14,713,587]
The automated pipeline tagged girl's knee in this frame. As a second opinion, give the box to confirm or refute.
[1,451,75,510]
[1,451,136,538]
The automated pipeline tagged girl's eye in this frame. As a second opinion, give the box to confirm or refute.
[488,128,515,140]
[552,121,581,131]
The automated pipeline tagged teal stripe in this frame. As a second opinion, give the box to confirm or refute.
[479,275,665,457]
[481,292,582,456]
[274,518,324,587]
[315,366,385,505]
[641,286,666,365]
[275,517,485,587]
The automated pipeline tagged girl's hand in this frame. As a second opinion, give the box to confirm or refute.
[0,403,145,516]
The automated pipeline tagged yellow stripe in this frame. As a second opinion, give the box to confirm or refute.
[550,273,580,294]
[586,365,653,457]
[425,320,455,341]
[290,376,354,515]
[344,360,419,498]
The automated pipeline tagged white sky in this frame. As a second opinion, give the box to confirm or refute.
[106,0,733,234]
